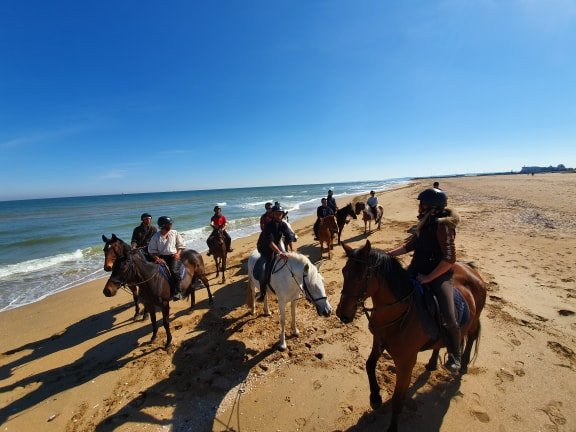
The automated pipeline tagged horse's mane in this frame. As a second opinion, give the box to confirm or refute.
[357,248,412,300]
[289,252,323,285]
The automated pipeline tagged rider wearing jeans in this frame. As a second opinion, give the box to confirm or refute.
[386,188,462,373]
[148,216,186,301]
[367,190,378,220]
[256,205,291,301]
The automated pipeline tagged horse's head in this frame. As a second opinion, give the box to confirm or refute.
[354,202,365,215]
[102,234,130,272]
[336,240,372,323]
[345,203,358,219]
[302,261,332,317]
[103,254,133,297]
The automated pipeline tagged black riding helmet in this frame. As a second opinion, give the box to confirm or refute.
[271,205,283,213]
[141,212,152,221]
[157,216,173,229]
[417,188,447,208]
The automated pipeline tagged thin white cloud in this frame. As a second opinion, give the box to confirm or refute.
[0,125,93,150]
[98,170,127,180]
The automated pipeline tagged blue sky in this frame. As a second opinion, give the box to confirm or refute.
[1,0,575,200]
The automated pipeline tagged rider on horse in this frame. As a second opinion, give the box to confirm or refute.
[327,189,338,213]
[367,190,378,220]
[147,216,186,301]
[387,187,462,373]
[256,205,291,301]
[313,198,334,241]
[207,206,233,255]
[131,212,157,250]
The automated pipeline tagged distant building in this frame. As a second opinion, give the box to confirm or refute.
[520,164,568,174]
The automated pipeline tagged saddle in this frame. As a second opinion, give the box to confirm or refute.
[412,279,470,341]
[158,261,186,282]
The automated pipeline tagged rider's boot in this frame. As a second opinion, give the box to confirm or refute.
[443,324,461,374]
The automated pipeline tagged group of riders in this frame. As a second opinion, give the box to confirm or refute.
[129,182,462,373]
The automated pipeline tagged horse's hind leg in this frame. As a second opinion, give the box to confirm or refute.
[425,349,440,371]
[461,320,481,374]
[200,273,213,304]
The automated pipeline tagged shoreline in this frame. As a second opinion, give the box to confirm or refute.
[2,172,575,432]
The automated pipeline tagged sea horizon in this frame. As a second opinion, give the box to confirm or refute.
[0,178,409,312]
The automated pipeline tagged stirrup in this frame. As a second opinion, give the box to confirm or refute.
[443,354,461,374]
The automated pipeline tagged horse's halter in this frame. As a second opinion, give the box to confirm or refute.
[346,255,414,327]
[275,259,327,306]
[108,253,159,288]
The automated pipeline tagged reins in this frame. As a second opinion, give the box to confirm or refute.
[348,256,414,328]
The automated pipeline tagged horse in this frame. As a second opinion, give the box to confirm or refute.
[102,234,147,320]
[207,228,228,283]
[317,215,339,259]
[246,250,332,351]
[355,202,383,234]
[336,240,486,432]
[102,234,212,310]
[335,203,357,244]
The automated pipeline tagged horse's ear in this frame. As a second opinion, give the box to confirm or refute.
[102,235,109,243]
[111,233,118,240]
[360,240,372,259]
[341,242,353,257]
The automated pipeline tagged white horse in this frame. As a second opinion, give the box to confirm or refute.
[247,250,332,351]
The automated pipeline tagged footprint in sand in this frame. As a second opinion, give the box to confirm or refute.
[469,393,491,423]
[495,368,515,386]
[513,361,525,377]
[540,401,566,429]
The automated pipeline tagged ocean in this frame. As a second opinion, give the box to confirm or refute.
[0,178,408,312]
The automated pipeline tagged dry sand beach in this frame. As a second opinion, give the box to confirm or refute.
[1,173,575,432]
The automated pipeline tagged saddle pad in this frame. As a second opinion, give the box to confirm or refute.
[158,261,186,282]
[253,256,266,281]
[413,279,471,340]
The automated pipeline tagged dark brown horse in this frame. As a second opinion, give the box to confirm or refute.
[104,249,174,348]
[102,234,146,320]
[102,234,212,310]
[207,228,228,283]
[318,215,339,259]
[335,203,357,244]
[336,241,486,432]
[355,202,383,234]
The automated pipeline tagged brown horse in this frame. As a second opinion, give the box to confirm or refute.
[102,234,212,310]
[335,203,357,244]
[336,240,486,432]
[207,228,227,283]
[318,215,339,259]
[355,202,383,234]
[102,234,146,320]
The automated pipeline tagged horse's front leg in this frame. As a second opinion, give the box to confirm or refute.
[213,256,220,279]
[388,355,417,432]
[366,340,385,408]
[290,299,299,338]
[130,285,140,320]
[221,254,226,284]
[425,348,440,371]
[278,300,287,351]
[247,277,256,315]
[162,301,172,349]
[148,306,158,343]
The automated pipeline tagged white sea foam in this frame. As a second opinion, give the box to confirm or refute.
[0,249,85,279]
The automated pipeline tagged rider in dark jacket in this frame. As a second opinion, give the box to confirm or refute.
[256,205,291,301]
[313,198,334,240]
[387,188,462,373]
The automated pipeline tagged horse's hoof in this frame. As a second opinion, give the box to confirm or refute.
[370,394,383,409]
[277,344,287,352]
[459,366,468,374]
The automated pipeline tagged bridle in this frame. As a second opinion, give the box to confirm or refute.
[273,258,328,307]
[108,252,160,289]
[344,255,414,328]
